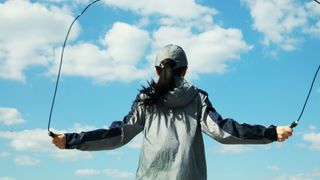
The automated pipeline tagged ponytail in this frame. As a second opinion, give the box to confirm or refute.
[140,59,185,106]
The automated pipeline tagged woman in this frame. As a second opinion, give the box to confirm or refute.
[52,44,293,180]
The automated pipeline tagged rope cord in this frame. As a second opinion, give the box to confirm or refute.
[48,0,101,137]
[290,65,320,128]
[48,0,319,136]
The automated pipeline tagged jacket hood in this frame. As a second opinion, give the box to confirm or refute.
[163,77,198,108]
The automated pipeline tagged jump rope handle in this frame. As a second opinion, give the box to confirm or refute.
[48,131,57,137]
[290,120,298,128]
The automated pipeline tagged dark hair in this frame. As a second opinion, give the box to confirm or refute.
[140,59,186,106]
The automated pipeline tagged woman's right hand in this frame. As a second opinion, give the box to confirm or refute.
[51,134,66,149]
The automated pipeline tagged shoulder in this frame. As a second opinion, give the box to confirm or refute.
[197,88,209,96]
[131,92,149,108]
[197,88,210,100]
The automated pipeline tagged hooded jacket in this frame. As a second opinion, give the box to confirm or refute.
[65,77,277,180]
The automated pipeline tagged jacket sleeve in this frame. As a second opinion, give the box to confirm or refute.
[64,94,145,151]
[198,90,277,144]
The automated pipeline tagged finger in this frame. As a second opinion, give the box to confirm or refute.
[52,136,64,142]
[286,126,293,133]
[57,144,65,149]
[54,143,63,148]
[52,139,60,144]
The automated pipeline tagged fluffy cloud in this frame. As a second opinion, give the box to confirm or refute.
[150,26,252,79]
[274,168,320,180]
[215,144,254,154]
[100,0,251,77]
[0,0,78,81]
[106,150,125,160]
[0,177,15,180]
[103,168,134,179]
[14,155,41,166]
[104,0,216,20]
[0,107,26,125]
[75,169,100,176]
[0,129,53,152]
[50,149,93,161]
[50,22,251,82]
[304,1,320,38]
[74,168,134,178]
[242,0,307,51]
[126,133,143,149]
[242,0,320,51]
[302,132,320,150]
[297,126,320,151]
[267,165,281,172]
[0,152,10,157]
[0,122,141,162]
[103,0,217,31]
[49,22,151,84]
[0,128,92,161]
[1,0,250,83]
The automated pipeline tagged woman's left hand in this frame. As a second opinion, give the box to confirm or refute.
[276,126,293,142]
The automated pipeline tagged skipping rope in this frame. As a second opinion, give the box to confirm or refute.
[47,0,101,137]
[47,0,320,137]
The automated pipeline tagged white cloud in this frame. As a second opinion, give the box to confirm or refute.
[302,132,320,151]
[0,152,10,157]
[1,0,250,84]
[103,0,217,31]
[304,2,320,38]
[74,168,134,178]
[0,129,53,152]
[0,0,78,81]
[267,165,281,172]
[126,133,143,149]
[103,168,134,179]
[305,21,320,38]
[103,0,216,20]
[309,125,318,131]
[38,0,91,6]
[274,168,320,180]
[0,107,26,125]
[50,149,93,161]
[0,177,15,180]
[151,26,252,79]
[242,0,320,51]
[49,22,151,84]
[14,155,41,166]
[69,123,97,132]
[45,0,249,82]
[215,144,254,154]
[242,0,307,51]
[0,127,92,161]
[103,22,151,65]
[75,169,100,176]
[106,150,124,160]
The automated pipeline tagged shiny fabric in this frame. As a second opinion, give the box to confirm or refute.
[65,77,277,180]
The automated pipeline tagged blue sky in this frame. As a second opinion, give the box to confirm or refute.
[0,0,320,179]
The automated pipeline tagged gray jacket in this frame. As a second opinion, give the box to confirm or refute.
[65,78,277,180]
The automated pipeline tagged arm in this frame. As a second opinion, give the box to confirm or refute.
[52,94,145,151]
[198,90,291,144]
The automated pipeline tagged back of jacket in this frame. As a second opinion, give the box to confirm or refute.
[136,77,206,180]
[65,77,277,180]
